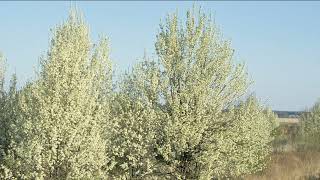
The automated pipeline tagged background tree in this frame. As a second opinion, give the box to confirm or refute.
[300,100,320,150]
[4,10,113,179]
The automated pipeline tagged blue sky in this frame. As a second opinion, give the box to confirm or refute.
[0,1,319,111]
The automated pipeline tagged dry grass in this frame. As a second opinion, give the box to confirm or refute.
[246,151,320,180]
[278,117,300,124]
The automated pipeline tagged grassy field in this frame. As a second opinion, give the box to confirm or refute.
[246,151,320,180]
[246,118,320,180]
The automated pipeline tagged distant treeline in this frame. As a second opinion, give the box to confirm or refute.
[273,111,304,118]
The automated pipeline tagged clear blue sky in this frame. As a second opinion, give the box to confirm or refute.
[0,1,319,111]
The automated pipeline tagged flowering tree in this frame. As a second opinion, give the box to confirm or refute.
[117,7,276,179]
[3,10,113,179]
[0,7,277,179]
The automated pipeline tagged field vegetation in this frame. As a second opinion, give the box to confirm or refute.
[247,105,320,180]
